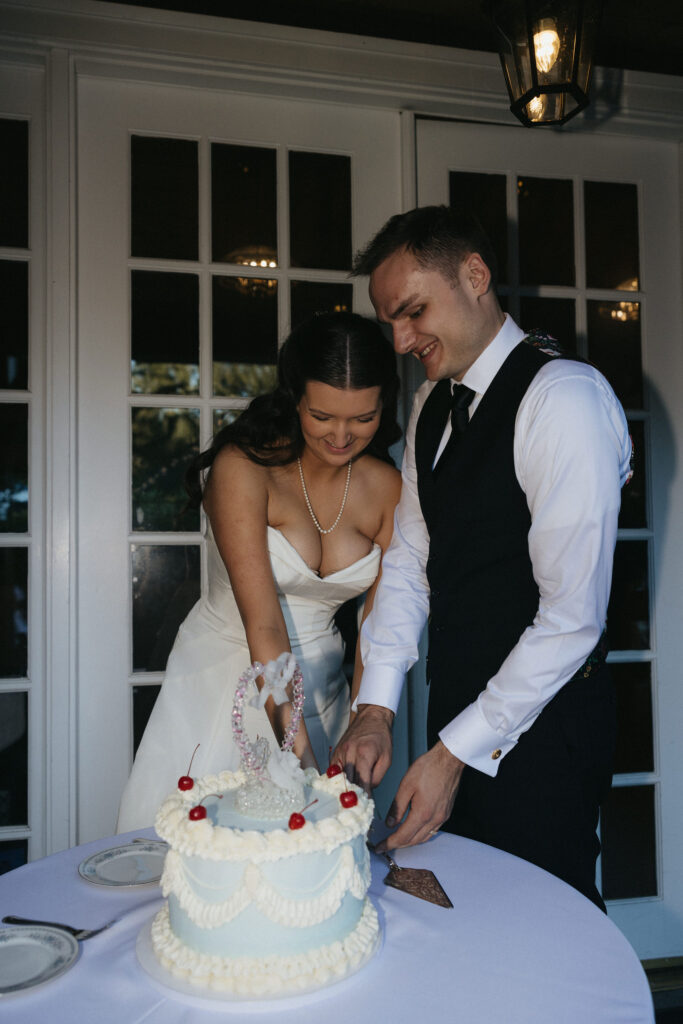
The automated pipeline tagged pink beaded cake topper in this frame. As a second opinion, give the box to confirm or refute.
[231,652,307,818]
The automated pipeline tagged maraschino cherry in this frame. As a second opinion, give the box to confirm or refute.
[326,762,342,778]
[188,792,222,821]
[288,798,319,831]
[178,743,200,792]
[339,790,358,808]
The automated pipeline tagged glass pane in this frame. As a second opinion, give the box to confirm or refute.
[213,408,241,434]
[601,785,657,900]
[130,135,198,260]
[585,181,639,291]
[0,838,28,876]
[608,540,650,651]
[0,261,28,389]
[612,662,653,774]
[131,270,199,395]
[450,171,508,285]
[0,692,28,826]
[289,151,351,270]
[619,420,646,530]
[133,685,161,756]
[212,144,277,267]
[587,299,642,410]
[519,297,576,354]
[132,408,200,532]
[0,403,28,533]
[290,281,353,328]
[518,176,574,286]
[132,544,200,672]
[212,276,278,398]
[0,547,27,677]
[0,119,28,249]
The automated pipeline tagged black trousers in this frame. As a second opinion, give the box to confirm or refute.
[441,666,616,911]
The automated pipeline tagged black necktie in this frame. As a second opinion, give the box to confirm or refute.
[450,383,475,436]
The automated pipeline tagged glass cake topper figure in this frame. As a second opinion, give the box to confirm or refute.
[231,653,308,818]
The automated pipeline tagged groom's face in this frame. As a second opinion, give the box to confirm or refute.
[369,247,487,382]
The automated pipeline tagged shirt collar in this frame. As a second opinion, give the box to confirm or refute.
[457,314,525,397]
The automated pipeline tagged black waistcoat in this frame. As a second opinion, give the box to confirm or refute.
[415,341,554,741]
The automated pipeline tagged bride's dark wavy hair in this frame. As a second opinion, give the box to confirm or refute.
[185,311,401,508]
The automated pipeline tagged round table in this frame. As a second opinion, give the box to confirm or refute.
[0,828,654,1022]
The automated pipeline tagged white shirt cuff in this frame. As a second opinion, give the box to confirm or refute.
[352,664,405,714]
[438,701,517,778]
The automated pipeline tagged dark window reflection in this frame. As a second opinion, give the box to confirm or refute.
[0,547,27,677]
[0,692,27,826]
[0,261,28,389]
[518,176,574,286]
[607,540,649,651]
[585,181,639,291]
[212,276,277,397]
[519,297,576,354]
[131,270,199,395]
[0,403,28,533]
[611,662,653,774]
[289,151,351,270]
[601,785,657,900]
[132,544,200,672]
[132,407,200,532]
[290,280,353,329]
[450,171,508,285]
[131,135,198,260]
[587,299,642,410]
[0,838,28,876]
[619,420,646,530]
[212,143,277,267]
[0,119,28,249]
[133,685,161,756]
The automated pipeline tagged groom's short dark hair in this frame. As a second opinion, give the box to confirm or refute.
[352,204,498,290]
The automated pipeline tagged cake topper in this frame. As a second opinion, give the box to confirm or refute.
[231,653,307,818]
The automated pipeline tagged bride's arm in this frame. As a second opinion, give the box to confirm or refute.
[203,447,318,770]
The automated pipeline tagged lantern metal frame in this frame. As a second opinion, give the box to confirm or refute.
[493,0,603,127]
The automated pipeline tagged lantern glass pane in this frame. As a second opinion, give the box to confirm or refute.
[133,685,161,756]
[607,540,649,651]
[611,662,653,774]
[0,261,28,390]
[0,403,28,533]
[0,547,27,677]
[131,407,200,532]
[0,119,28,249]
[0,692,28,826]
[518,176,574,285]
[601,785,657,900]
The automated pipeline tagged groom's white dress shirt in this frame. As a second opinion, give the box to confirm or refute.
[357,315,633,777]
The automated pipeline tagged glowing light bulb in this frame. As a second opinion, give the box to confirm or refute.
[527,95,546,121]
[534,22,560,73]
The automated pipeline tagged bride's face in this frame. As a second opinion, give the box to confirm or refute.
[297,381,382,465]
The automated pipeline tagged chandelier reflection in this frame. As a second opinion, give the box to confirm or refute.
[223,245,278,296]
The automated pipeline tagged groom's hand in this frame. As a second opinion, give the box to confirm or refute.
[332,704,394,794]
[377,741,464,852]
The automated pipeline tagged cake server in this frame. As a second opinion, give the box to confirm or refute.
[368,844,453,909]
[3,897,161,940]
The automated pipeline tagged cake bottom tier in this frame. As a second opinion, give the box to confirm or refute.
[150,899,380,997]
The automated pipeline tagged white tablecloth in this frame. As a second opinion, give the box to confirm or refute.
[0,829,653,1022]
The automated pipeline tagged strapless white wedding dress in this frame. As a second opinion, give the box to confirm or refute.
[117,526,380,832]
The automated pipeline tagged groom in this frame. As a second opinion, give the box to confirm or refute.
[335,206,632,909]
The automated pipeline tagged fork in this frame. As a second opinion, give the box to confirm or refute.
[3,898,160,940]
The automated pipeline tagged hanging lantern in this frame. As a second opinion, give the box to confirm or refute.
[493,1,603,126]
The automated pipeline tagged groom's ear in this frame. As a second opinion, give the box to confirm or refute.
[464,252,491,296]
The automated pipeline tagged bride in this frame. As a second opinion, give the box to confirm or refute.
[117,311,401,831]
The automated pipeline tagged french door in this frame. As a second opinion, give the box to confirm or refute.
[76,77,406,843]
[416,116,683,959]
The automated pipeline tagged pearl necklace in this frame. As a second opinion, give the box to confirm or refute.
[297,457,352,535]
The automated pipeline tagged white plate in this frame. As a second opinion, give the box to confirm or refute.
[0,925,79,995]
[78,841,167,887]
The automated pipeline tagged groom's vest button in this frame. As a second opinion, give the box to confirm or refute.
[491,749,502,760]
